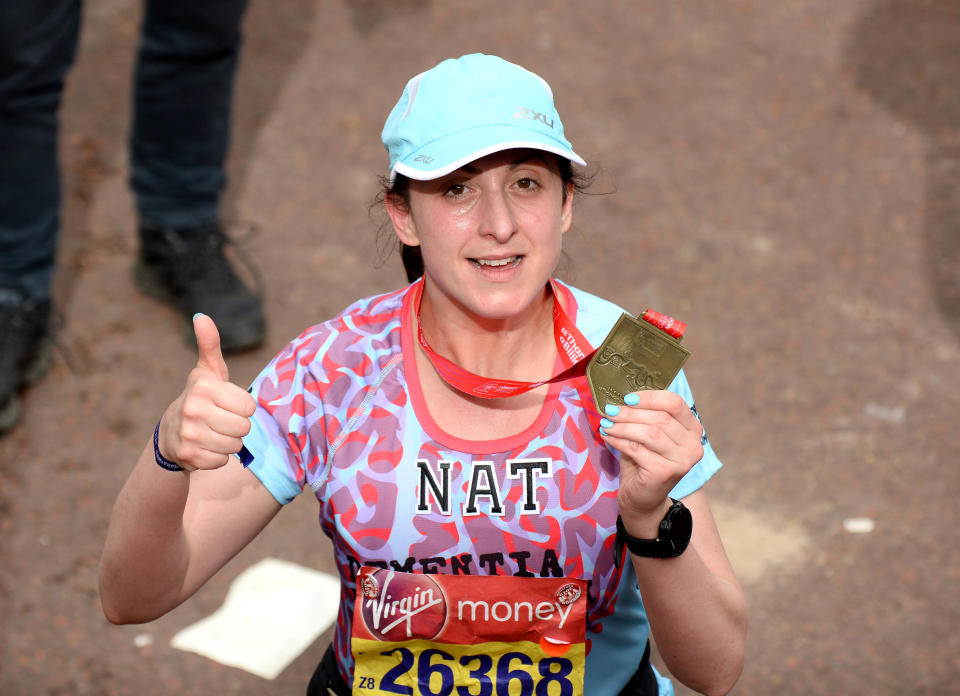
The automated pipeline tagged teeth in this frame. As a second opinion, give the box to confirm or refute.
[474,256,519,267]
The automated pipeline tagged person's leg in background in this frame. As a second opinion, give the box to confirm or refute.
[131,0,265,352]
[0,0,81,433]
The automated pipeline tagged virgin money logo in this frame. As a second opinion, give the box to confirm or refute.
[359,569,447,641]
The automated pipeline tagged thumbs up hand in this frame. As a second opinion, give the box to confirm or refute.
[158,314,258,471]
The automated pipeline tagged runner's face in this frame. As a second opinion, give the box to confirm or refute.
[390,149,574,321]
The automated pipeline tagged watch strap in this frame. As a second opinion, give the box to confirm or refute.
[614,498,691,565]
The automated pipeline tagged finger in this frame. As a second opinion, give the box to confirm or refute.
[601,432,677,487]
[603,419,692,462]
[174,438,243,469]
[186,448,234,470]
[609,407,691,449]
[192,431,247,457]
[166,437,233,470]
[212,383,257,418]
[601,431,685,483]
[193,313,229,381]
[203,407,253,439]
[622,390,700,430]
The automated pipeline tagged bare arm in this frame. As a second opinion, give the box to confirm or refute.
[629,491,747,696]
[601,390,748,696]
[99,315,283,624]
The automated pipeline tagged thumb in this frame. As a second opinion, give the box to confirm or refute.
[193,313,229,381]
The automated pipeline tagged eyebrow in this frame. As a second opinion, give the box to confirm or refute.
[458,153,551,175]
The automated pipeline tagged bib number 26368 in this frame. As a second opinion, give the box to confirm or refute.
[367,645,575,696]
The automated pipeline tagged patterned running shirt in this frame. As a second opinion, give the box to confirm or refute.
[242,279,722,695]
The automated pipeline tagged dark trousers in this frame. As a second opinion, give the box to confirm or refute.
[0,0,248,299]
[306,642,659,696]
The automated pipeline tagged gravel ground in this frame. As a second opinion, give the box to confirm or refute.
[1,1,958,694]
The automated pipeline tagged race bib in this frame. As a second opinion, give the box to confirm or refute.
[351,567,587,695]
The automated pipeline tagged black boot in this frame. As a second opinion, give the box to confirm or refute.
[134,220,266,352]
[0,288,52,435]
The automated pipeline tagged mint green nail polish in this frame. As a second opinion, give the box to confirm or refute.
[599,426,608,436]
[193,313,204,321]
[600,418,614,429]
[604,404,620,417]
[624,392,640,406]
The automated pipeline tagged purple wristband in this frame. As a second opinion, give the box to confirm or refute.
[153,419,184,472]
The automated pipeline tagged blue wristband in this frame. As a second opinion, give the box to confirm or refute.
[153,419,184,472]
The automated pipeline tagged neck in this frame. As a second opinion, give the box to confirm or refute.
[416,281,559,381]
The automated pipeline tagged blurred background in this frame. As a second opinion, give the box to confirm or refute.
[1,1,958,693]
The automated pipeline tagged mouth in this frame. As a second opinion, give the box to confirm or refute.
[469,255,522,269]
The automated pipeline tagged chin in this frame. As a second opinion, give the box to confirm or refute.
[468,286,551,320]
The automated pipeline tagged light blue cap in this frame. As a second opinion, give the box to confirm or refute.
[382,53,586,182]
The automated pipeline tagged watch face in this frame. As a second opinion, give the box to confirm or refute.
[665,503,693,554]
[617,502,693,559]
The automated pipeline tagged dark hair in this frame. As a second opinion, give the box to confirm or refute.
[376,155,593,283]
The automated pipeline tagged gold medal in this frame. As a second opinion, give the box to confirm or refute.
[586,313,690,411]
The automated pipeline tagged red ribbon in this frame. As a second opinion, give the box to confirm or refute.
[413,280,595,399]
[413,280,685,399]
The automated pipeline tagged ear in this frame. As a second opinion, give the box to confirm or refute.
[385,192,420,247]
[560,181,575,235]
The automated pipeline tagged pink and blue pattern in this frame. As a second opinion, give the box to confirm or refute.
[243,280,722,694]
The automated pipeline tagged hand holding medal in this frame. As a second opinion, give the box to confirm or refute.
[589,311,705,530]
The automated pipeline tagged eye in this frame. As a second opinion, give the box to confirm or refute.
[444,183,467,197]
[515,177,539,190]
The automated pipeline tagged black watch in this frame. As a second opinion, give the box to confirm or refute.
[614,499,692,565]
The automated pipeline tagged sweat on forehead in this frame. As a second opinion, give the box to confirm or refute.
[382,53,585,183]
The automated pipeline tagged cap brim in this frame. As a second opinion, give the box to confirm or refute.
[390,125,586,182]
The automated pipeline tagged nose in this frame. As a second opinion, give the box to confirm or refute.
[476,188,518,243]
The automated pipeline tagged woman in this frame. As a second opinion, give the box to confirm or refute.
[100,53,747,695]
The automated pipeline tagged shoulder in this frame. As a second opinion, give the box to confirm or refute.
[251,286,409,399]
[286,286,406,359]
[309,286,407,345]
[554,280,629,346]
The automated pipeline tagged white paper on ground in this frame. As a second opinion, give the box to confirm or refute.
[170,557,340,679]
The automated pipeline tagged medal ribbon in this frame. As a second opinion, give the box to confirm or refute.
[413,279,596,399]
[413,280,686,399]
